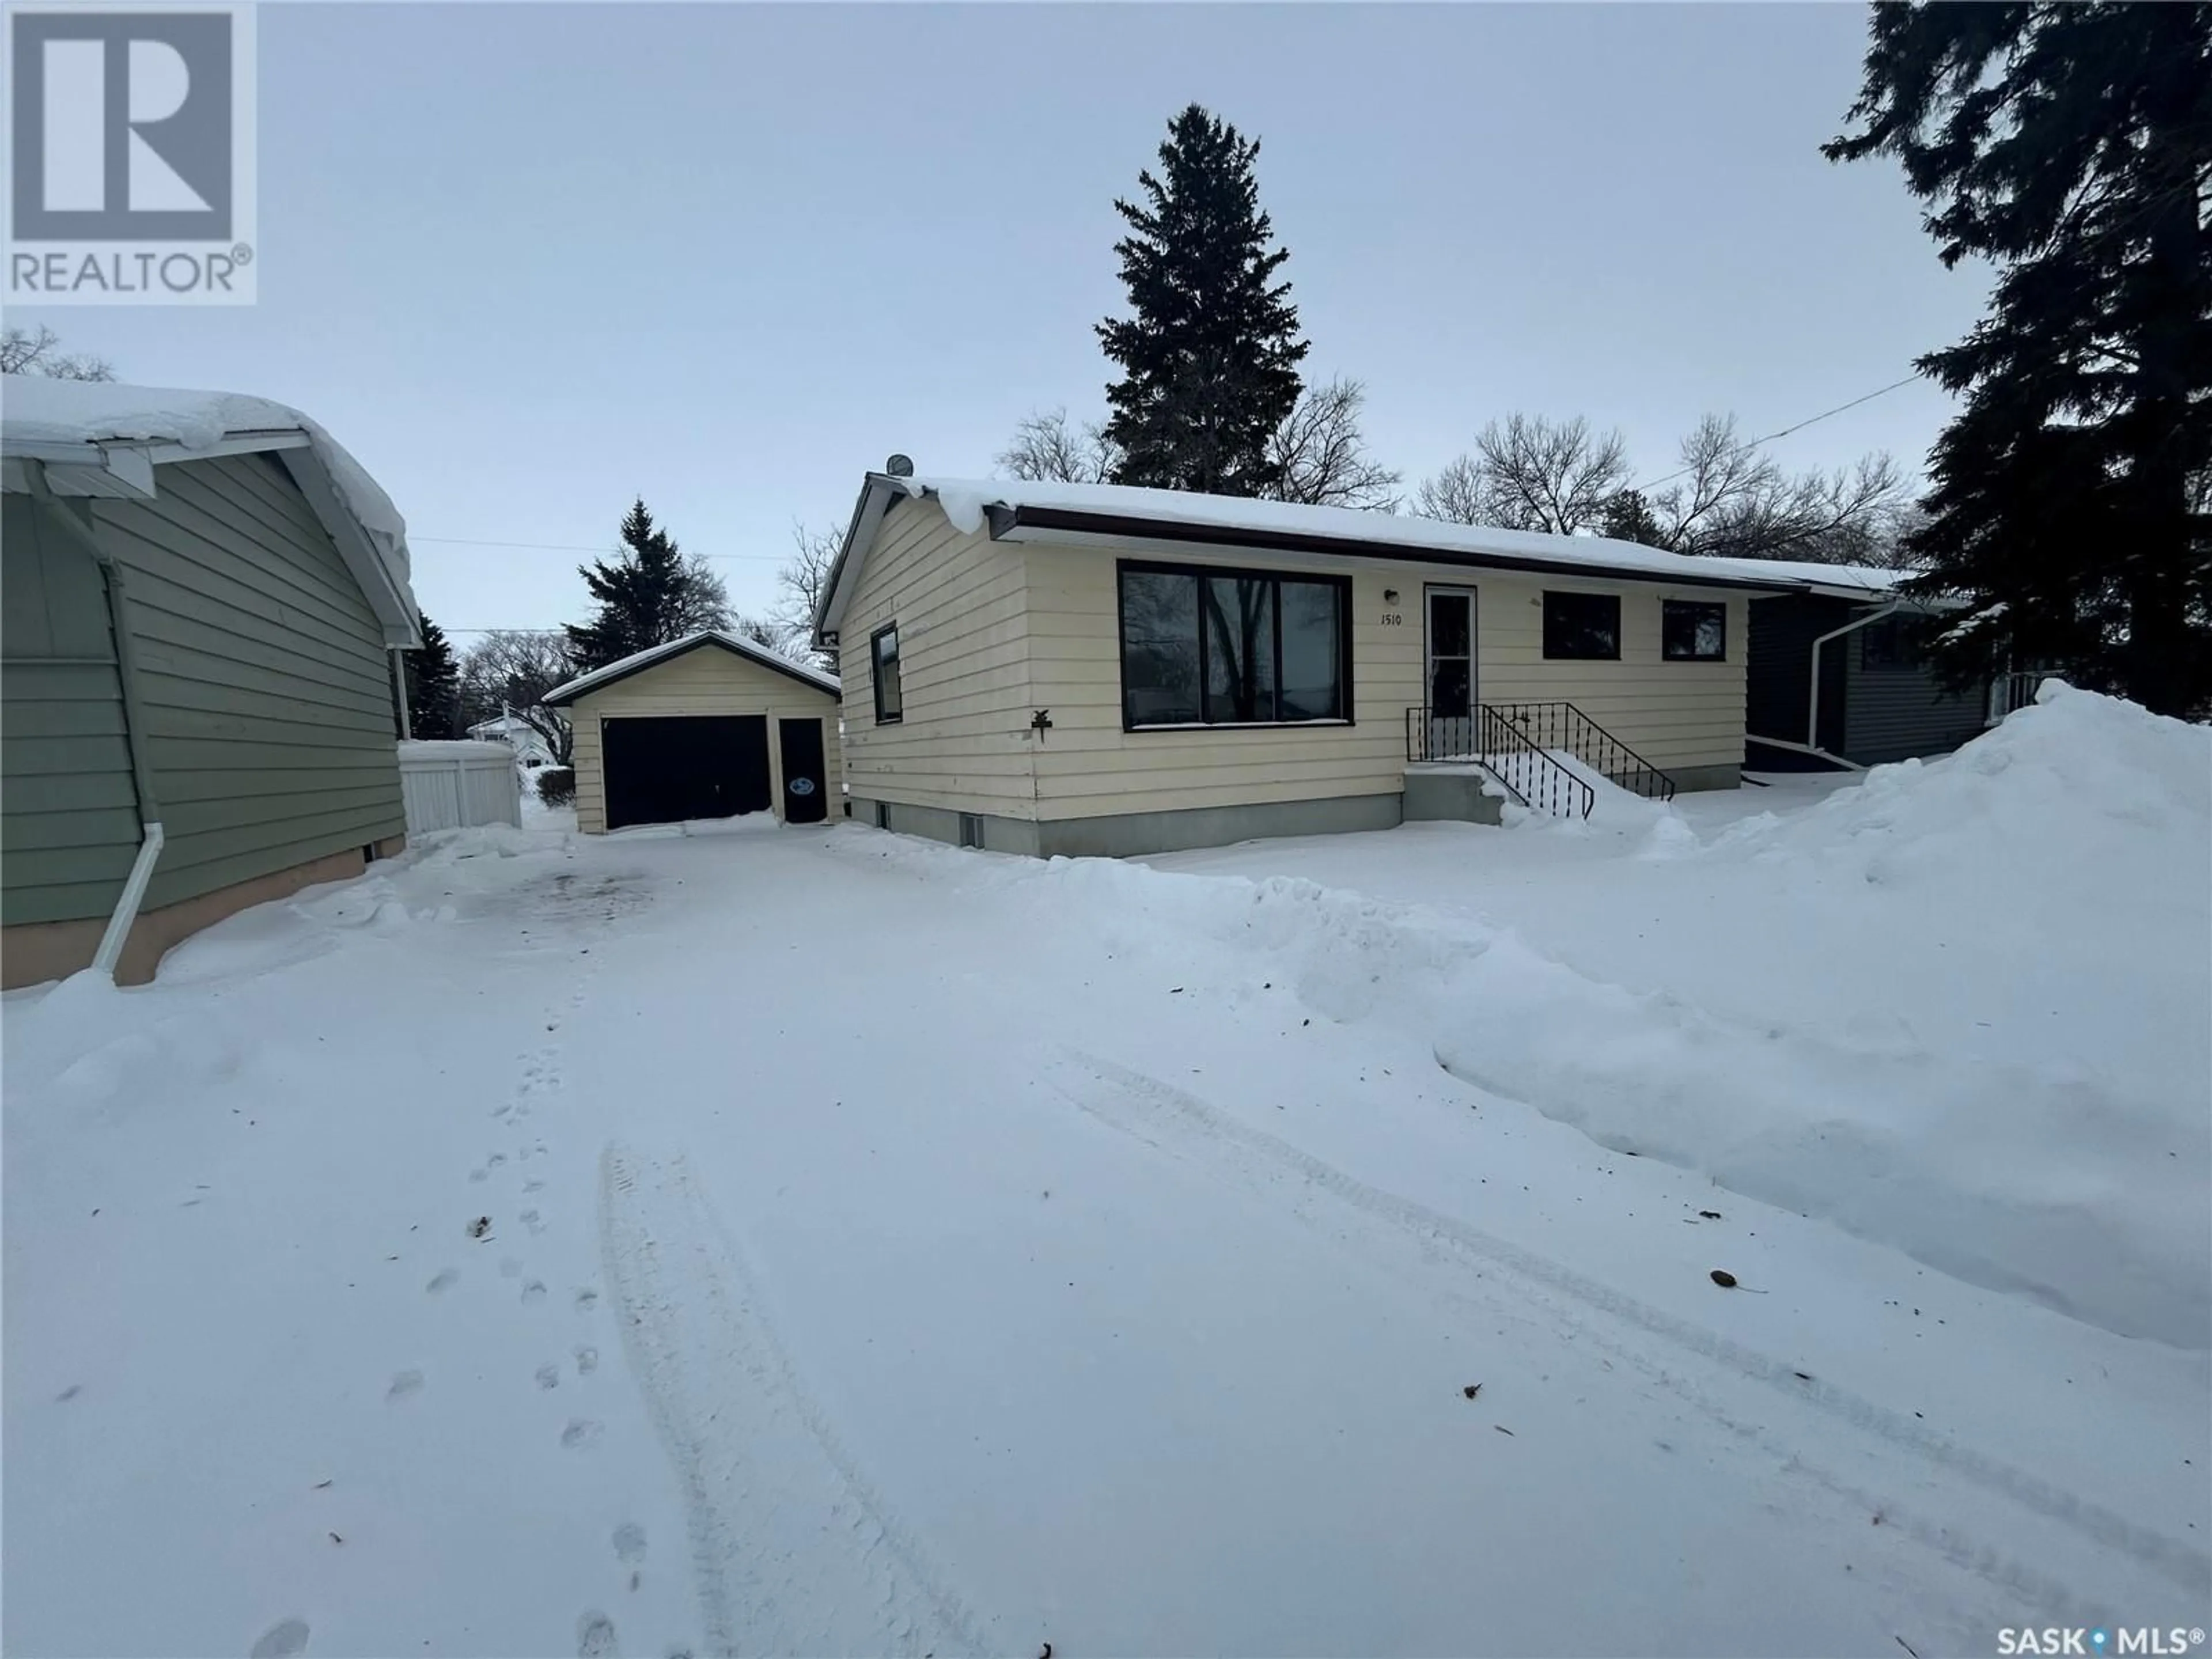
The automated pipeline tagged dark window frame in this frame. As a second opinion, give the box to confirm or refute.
[870,622,903,724]
[1114,558,1356,732]
[1860,615,1924,672]
[1661,599,1727,662]
[1541,590,1623,661]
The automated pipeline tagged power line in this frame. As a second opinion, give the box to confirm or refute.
[1629,374,1924,493]
[411,534,787,563]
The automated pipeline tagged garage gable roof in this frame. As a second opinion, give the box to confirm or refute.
[543,630,839,707]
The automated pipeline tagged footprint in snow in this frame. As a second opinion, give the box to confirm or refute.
[468,1167,489,1184]
[574,1287,599,1312]
[386,1370,423,1403]
[248,1618,310,1658]
[612,1521,646,1562]
[426,1269,457,1295]
[535,1363,560,1390]
[522,1279,547,1304]
[574,1345,598,1376]
[524,1178,546,1194]
[575,1611,618,1657]
[560,1418,603,1451]
[522,1209,546,1235]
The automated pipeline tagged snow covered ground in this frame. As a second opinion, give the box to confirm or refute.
[5,690,2207,1657]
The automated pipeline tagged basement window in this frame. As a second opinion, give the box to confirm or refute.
[1661,600,1726,662]
[871,623,903,723]
[1542,591,1621,661]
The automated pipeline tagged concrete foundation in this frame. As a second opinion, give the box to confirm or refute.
[1402,767,1506,825]
[1,835,405,990]
[851,791,1409,860]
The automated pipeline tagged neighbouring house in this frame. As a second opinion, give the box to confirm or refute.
[809,472,1865,858]
[542,631,841,833]
[1742,563,1997,771]
[1,376,422,988]
[467,711,555,769]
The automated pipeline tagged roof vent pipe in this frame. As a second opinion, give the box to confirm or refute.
[884,454,914,478]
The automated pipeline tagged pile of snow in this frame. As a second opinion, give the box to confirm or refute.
[866,687,2210,1346]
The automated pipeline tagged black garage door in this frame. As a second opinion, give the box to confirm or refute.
[602,715,771,831]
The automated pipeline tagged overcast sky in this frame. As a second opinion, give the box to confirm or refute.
[19,2,1993,642]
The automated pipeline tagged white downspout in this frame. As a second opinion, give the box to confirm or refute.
[26,464,168,982]
[92,824,165,977]
[1805,601,1903,764]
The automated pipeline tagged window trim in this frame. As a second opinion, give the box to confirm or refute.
[1115,558,1356,733]
[870,622,903,724]
[1540,589,1623,662]
[1660,598,1728,663]
[1859,615,1924,672]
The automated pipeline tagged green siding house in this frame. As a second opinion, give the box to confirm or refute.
[2,377,422,987]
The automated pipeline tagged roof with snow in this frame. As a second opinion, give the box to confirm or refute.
[2,375,422,647]
[542,630,840,706]
[814,473,1927,641]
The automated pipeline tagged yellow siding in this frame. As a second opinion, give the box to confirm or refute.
[836,499,1039,818]
[1019,541,1748,821]
[834,494,1752,828]
[569,646,841,835]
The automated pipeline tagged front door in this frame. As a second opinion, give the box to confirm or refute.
[1425,587,1477,757]
[778,717,828,824]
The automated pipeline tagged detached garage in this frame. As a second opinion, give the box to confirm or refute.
[544,631,842,834]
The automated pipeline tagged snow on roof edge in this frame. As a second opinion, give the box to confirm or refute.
[825,474,1923,608]
[2,374,419,638]
[543,630,839,706]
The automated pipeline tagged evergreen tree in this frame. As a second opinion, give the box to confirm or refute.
[565,498,732,673]
[402,613,461,738]
[1826,3,2212,715]
[1097,105,1309,497]
[1599,488,1666,548]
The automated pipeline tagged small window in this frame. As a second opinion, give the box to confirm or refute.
[1861,616,1923,671]
[871,624,903,722]
[1661,600,1726,662]
[1542,591,1621,661]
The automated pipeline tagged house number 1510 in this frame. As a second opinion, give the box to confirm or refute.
[1380,613,1404,626]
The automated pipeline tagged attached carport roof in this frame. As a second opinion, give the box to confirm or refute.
[543,630,840,707]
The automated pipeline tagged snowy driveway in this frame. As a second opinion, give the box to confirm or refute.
[6,796,2209,1655]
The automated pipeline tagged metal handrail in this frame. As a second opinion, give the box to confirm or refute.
[1481,701,1678,803]
[1404,705,1596,819]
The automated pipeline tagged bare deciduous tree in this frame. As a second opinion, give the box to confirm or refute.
[1415,414,1630,535]
[997,408,1121,484]
[770,521,843,670]
[1649,414,1907,564]
[2,324,115,381]
[1262,376,1401,510]
[457,630,577,765]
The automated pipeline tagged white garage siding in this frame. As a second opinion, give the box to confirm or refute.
[569,647,841,835]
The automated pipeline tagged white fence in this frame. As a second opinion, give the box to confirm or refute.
[398,741,523,833]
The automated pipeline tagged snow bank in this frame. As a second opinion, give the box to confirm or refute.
[840,687,2211,1347]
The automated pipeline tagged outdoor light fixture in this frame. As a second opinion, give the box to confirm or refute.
[1384,588,1400,605]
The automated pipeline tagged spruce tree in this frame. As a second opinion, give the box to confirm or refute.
[1098,105,1309,497]
[1826,3,2212,715]
[565,498,730,673]
[403,614,461,738]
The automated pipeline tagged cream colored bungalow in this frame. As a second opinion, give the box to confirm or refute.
[811,472,1818,858]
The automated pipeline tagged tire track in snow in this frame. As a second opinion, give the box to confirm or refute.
[598,1144,987,1658]
[1046,1048,2211,1608]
